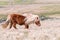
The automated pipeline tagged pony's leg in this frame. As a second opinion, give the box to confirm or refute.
[9,21,13,29]
[25,24,29,29]
[13,23,17,29]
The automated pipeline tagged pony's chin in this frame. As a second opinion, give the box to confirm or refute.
[37,24,41,27]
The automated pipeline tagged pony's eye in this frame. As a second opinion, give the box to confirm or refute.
[37,17,38,19]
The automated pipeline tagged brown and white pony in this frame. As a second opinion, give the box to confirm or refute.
[2,13,41,29]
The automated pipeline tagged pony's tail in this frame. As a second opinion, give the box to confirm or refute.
[1,20,10,29]
[1,15,11,29]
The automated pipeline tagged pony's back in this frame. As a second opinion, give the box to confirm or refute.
[10,14,26,25]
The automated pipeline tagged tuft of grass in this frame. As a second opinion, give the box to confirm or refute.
[0,14,7,20]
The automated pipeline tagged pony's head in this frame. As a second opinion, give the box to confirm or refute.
[34,16,41,26]
[23,13,41,27]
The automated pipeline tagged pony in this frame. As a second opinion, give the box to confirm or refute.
[2,13,41,29]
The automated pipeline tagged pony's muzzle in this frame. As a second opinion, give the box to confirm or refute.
[35,21,41,26]
[38,23,41,26]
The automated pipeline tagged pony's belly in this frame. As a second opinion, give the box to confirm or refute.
[17,22,24,25]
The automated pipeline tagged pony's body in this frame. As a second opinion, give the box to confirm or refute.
[8,14,28,29]
[10,14,26,25]
[2,13,41,29]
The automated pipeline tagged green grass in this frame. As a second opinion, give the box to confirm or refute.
[0,0,35,5]
[41,12,60,15]
[0,14,7,20]
[0,0,34,5]
[0,1,9,5]
[15,0,34,4]
[41,5,60,12]
[35,4,60,17]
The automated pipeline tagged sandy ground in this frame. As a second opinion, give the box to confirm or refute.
[0,18,60,40]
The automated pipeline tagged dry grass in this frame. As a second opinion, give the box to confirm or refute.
[0,18,60,40]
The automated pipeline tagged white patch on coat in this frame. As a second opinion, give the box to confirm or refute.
[22,13,40,24]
